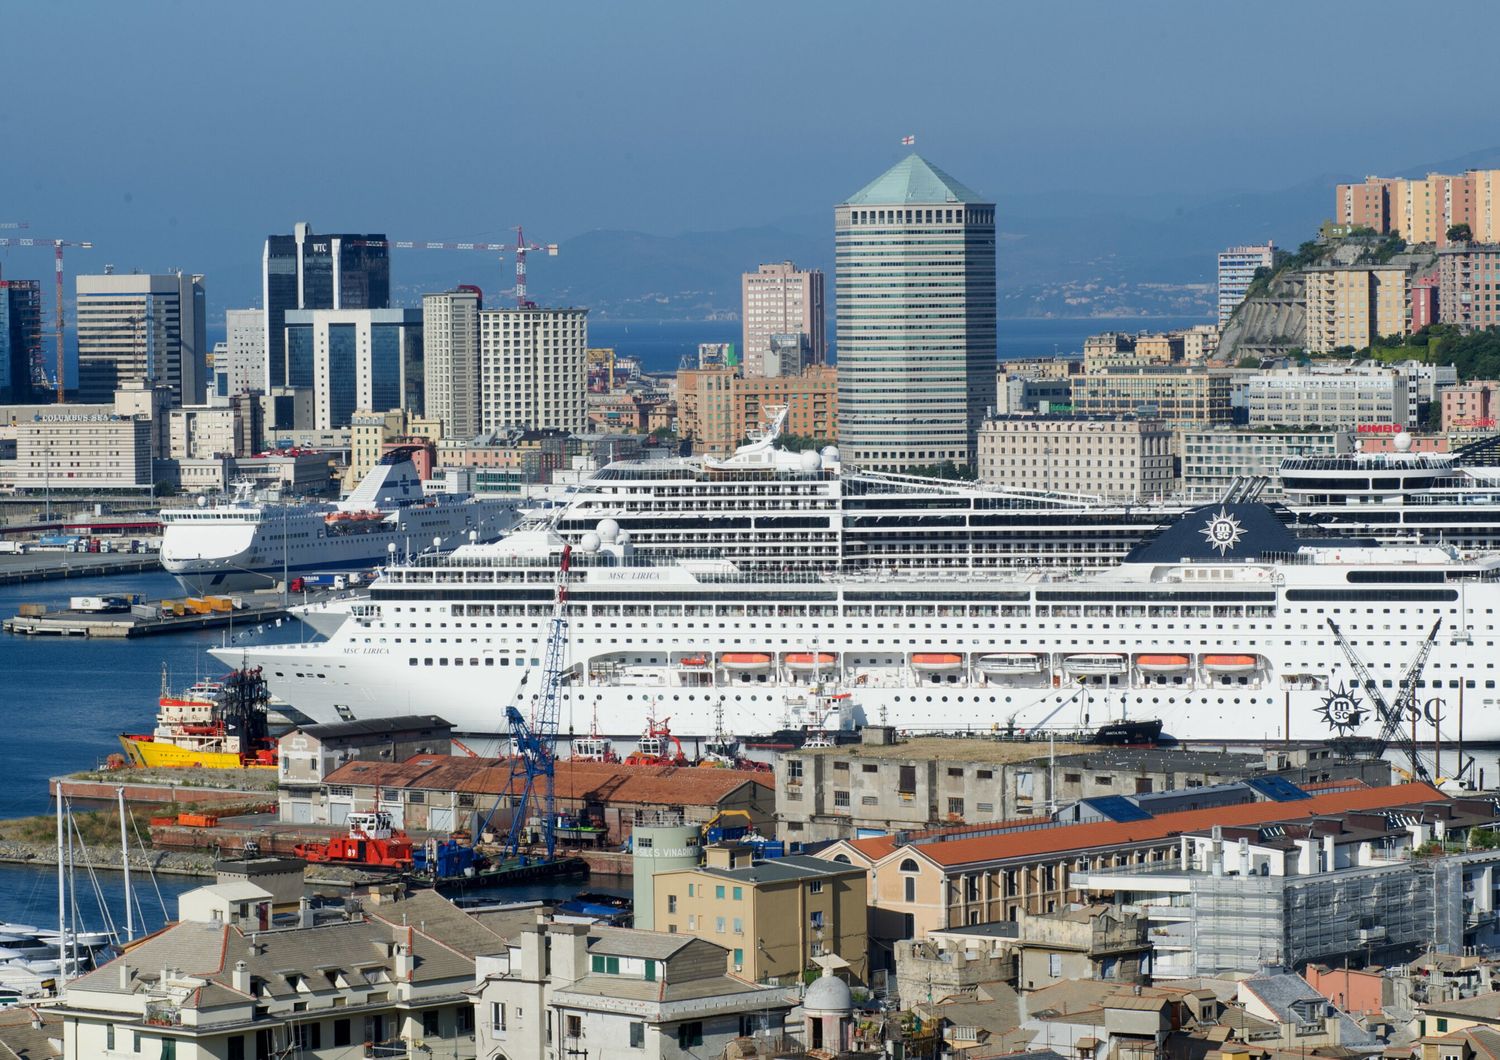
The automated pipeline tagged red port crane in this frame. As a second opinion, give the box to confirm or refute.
[0,233,97,402]
[350,226,558,308]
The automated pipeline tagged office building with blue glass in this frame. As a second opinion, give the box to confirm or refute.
[262,223,390,391]
[283,308,422,430]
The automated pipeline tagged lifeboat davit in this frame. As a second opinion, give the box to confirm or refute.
[911,653,964,672]
[1136,654,1190,673]
[976,653,1042,675]
[1203,654,1258,674]
[1063,654,1127,676]
[720,653,773,672]
[784,652,837,671]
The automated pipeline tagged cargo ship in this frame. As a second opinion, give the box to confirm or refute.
[118,665,276,769]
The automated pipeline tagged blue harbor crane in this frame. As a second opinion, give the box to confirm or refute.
[500,544,573,862]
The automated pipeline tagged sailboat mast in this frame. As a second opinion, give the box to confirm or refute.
[117,787,134,941]
[55,787,66,973]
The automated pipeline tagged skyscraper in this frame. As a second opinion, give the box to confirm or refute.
[0,274,43,403]
[835,154,996,471]
[422,287,483,439]
[75,271,207,405]
[479,307,588,433]
[261,222,390,391]
[1217,242,1278,327]
[741,261,825,377]
[283,308,423,430]
[220,308,267,397]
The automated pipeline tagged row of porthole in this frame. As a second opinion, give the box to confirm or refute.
[593,691,1273,706]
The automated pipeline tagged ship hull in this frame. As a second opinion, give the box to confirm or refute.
[117,735,272,769]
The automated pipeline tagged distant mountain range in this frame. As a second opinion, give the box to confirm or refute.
[260,145,1500,322]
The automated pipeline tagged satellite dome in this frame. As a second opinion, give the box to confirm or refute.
[596,518,620,543]
[196,495,209,508]
[1394,430,1413,453]
[800,450,822,472]
[616,530,632,546]
[579,532,602,553]
[803,970,853,1015]
[821,445,840,462]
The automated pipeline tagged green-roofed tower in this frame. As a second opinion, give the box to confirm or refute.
[835,154,997,471]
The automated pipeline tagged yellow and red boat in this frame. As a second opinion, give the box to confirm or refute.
[118,665,277,769]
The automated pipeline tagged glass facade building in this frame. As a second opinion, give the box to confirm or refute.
[262,222,390,390]
[835,155,997,472]
[0,277,43,403]
[284,308,422,430]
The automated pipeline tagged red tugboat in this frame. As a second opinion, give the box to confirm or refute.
[624,713,688,767]
[294,812,414,869]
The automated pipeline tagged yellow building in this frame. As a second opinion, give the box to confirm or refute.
[346,409,444,488]
[652,847,868,983]
[1303,266,1410,353]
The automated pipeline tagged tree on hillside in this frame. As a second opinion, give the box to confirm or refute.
[1448,223,1473,243]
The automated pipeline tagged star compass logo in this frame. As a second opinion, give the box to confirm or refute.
[1317,682,1369,735]
[1200,507,1246,556]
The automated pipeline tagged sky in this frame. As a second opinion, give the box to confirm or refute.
[2,0,1499,309]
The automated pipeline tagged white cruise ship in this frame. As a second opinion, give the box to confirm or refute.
[161,448,521,593]
[214,493,1500,745]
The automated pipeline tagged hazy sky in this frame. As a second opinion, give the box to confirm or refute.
[3,0,1498,298]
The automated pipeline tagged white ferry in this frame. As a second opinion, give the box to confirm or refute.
[161,448,521,593]
[214,495,1500,745]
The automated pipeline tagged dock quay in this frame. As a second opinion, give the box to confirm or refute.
[0,551,160,585]
[5,591,291,637]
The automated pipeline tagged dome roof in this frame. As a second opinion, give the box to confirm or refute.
[803,971,853,1015]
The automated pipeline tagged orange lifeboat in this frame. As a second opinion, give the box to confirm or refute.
[784,652,837,671]
[1203,654,1258,674]
[679,656,709,668]
[911,653,964,672]
[720,653,773,672]
[1136,654,1190,673]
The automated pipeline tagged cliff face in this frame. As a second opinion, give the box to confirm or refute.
[1217,270,1307,361]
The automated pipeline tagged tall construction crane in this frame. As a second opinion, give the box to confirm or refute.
[1325,616,1441,783]
[499,544,573,862]
[0,234,97,402]
[349,226,557,308]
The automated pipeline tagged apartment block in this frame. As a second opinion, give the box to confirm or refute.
[216,307,266,399]
[284,308,424,430]
[168,398,261,460]
[1437,243,1500,332]
[474,919,792,1060]
[1083,332,1184,375]
[675,365,739,455]
[1335,170,1500,246]
[479,306,588,433]
[652,847,869,982]
[75,271,207,405]
[1442,381,1500,431]
[742,261,825,377]
[423,287,483,439]
[976,417,1173,500]
[1248,366,1410,429]
[1071,366,1233,429]
[734,366,837,448]
[1303,265,1410,353]
[1179,427,1353,498]
[1218,242,1279,326]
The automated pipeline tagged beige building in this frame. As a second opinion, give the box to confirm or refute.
[1336,171,1497,245]
[479,306,588,433]
[675,366,738,454]
[75,271,208,405]
[1071,367,1232,429]
[1083,332,1183,375]
[742,261,825,377]
[168,396,260,460]
[7,414,153,490]
[1443,380,1500,431]
[676,365,839,456]
[976,417,1173,499]
[422,288,483,440]
[1179,427,1353,498]
[653,846,868,983]
[1248,366,1410,429]
[345,408,441,487]
[1303,265,1410,353]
